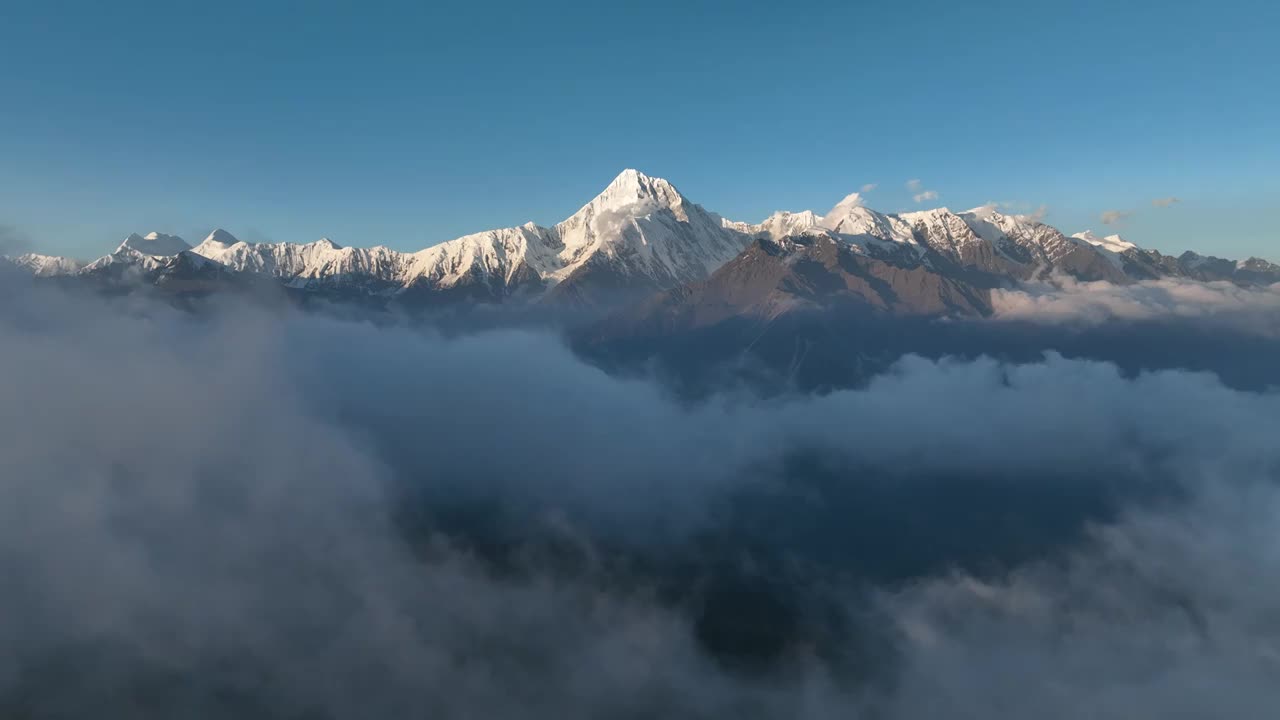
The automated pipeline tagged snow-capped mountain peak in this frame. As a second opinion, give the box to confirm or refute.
[117,232,191,256]
[83,245,171,273]
[10,253,86,277]
[758,210,824,238]
[585,168,686,214]
[189,234,371,281]
[1072,230,1137,253]
[822,200,917,247]
[200,228,240,247]
[538,169,749,292]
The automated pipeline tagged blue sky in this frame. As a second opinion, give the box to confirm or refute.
[1,0,1276,260]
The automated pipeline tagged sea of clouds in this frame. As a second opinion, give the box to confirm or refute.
[1,275,1278,718]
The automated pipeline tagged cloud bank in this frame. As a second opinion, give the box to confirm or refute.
[0,279,1277,717]
[991,276,1280,335]
[883,477,1280,718]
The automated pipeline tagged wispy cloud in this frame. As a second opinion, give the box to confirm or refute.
[860,183,878,193]
[1100,209,1131,225]
[906,179,923,192]
[913,190,939,204]
[1152,197,1181,208]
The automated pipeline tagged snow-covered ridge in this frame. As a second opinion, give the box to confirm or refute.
[191,232,407,284]
[117,231,192,256]
[6,169,1276,294]
[181,169,751,294]
[742,196,1096,271]
[1072,230,1136,253]
[8,253,86,277]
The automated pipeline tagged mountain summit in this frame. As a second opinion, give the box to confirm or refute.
[543,169,751,303]
[199,229,241,247]
[116,232,191,256]
[580,169,687,214]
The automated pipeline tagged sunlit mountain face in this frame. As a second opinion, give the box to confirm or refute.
[12,170,1277,310]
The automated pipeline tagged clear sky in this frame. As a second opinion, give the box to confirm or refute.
[1,0,1276,260]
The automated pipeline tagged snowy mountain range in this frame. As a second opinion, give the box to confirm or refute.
[4,169,1277,310]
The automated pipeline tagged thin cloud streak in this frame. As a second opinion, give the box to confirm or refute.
[1100,209,1130,225]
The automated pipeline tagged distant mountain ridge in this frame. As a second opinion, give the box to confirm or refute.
[4,170,1277,310]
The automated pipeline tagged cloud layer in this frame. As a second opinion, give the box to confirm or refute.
[0,280,1277,717]
[991,276,1280,334]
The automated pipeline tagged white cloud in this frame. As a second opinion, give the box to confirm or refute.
[1152,196,1181,208]
[991,276,1280,332]
[836,191,865,209]
[885,471,1280,718]
[1100,209,1130,225]
[4,283,1280,716]
[590,198,660,238]
[913,190,939,204]
[860,183,878,193]
[906,179,923,192]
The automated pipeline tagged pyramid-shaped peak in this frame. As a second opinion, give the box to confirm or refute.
[610,168,665,187]
[201,228,240,246]
[587,169,686,213]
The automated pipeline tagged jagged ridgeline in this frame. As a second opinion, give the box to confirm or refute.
[5,170,1277,313]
